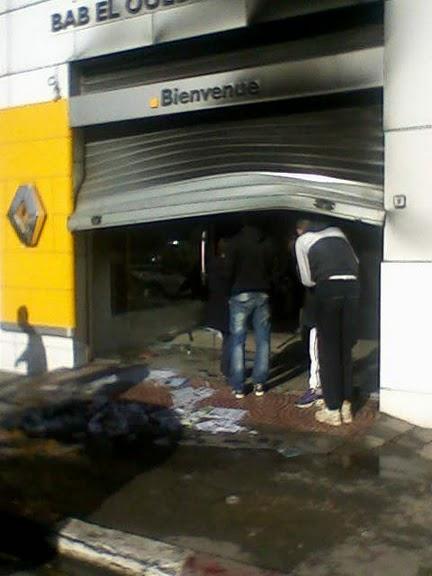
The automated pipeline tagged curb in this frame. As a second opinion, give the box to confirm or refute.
[55,518,287,576]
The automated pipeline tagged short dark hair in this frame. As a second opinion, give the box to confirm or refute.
[297,218,330,233]
[296,219,312,233]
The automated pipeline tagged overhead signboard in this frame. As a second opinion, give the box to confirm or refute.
[69,47,383,127]
[50,0,200,32]
[50,0,379,33]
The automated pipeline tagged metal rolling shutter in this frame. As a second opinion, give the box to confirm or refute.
[69,105,384,231]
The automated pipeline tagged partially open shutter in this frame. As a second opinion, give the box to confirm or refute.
[69,105,384,230]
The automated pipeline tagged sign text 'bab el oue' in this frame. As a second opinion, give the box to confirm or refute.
[51,0,193,32]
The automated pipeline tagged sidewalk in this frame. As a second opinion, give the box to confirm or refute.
[1,356,432,576]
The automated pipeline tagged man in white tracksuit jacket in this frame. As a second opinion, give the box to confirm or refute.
[295,219,360,427]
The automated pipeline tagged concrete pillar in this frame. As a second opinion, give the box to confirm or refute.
[381,0,432,427]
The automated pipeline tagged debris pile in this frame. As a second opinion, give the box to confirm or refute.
[4,365,249,445]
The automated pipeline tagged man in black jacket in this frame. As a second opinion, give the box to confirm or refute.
[226,222,273,399]
[295,219,359,426]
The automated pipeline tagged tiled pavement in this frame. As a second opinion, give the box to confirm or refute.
[2,361,432,576]
[1,351,431,461]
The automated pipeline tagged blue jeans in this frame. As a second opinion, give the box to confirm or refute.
[228,292,271,392]
[220,332,230,377]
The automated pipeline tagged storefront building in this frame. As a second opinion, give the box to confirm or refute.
[0,0,430,426]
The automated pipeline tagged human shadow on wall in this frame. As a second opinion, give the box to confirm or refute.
[14,306,47,376]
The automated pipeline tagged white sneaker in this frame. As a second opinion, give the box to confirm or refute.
[341,400,353,424]
[315,407,342,427]
[254,384,265,397]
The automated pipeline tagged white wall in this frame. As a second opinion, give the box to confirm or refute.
[0,327,75,374]
[0,4,71,105]
[381,238,432,423]
[384,0,432,262]
[384,0,432,132]
[382,0,432,427]
[384,129,432,262]
[4,64,70,108]
[0,0,247,96]
[380,263,432,426]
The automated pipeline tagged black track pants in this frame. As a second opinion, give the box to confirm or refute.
[315,280,360,410]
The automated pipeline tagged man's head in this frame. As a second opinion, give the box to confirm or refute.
[296,219,311,236]
[296,218,331,236]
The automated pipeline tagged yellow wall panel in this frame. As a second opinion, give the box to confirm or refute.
[0,100,75,330]
[51,177,74,215]
[1,287,75,328]
[0,138,72,180]
[2,252,73,291]
[0,183,5,275]
[0,182,8,214]
[0,101,70,144]
[52,215,74,253]
[0,183,6,250]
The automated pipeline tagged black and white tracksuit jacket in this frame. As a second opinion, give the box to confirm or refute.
[295,226,359,287]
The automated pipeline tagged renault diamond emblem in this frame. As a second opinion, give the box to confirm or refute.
[7,184,46,247]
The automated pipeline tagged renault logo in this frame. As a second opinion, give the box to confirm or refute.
[7,184,46,247]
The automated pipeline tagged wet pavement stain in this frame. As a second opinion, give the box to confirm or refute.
[1,367,432,575]
[87,444,432,574]
[1,435,432,575]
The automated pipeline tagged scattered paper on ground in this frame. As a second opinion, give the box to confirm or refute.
[148,370,177,382]
[170,385,247,434]
[166,377,188,388]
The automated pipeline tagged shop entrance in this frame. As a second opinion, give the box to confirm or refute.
[90,211,300,357]
[71,95,384,392]
[87,210,381,395]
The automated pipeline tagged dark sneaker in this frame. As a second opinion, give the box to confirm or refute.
[295,388,322,408]
[233,390,245,399]
[254,384,265,397]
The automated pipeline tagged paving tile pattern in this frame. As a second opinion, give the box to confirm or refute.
[120,376,378,437]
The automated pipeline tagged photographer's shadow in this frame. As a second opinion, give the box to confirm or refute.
[15,306,47,376]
